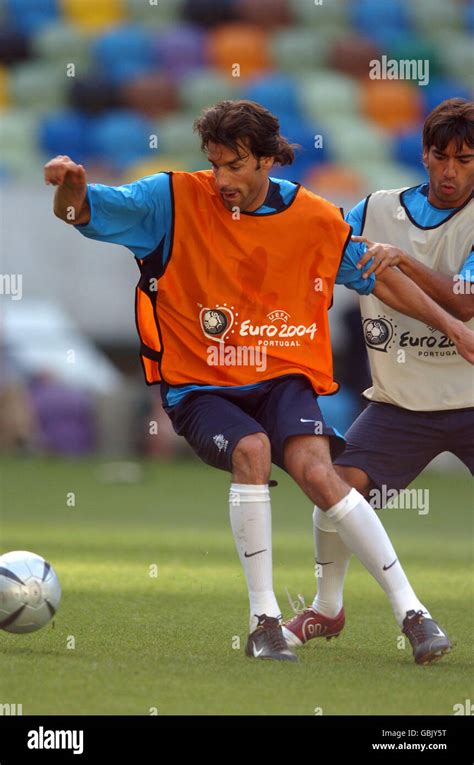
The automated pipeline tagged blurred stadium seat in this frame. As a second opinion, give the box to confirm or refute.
[60,0,125,30]
[120,73,180,119]
[88,110,155,171]
[0,64,9,109]
[271,27,330,73]
[242,73,302,118]
[207,23,272,79]
[360,81,423,131]
[9,60,68,111]
[393,128,424,172]
[6,0,59,35]
[93,25,157,85]
[420,78,472,117]
[152,23,208,80]
[39,109,92,164]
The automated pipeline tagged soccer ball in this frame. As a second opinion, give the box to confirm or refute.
[0,551,61,633]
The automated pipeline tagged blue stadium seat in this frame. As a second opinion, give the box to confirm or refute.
[271,114,330,183]
[39,110,92,164]
[350,0,412,45]
[350,0,410,29]
[393,128,423,172]
[242,74,302,119]
[88,110,156,171]
[278,114,330,166]
[465,3,474,33]
[93,25,157,85]
[6,0,59,36]
[420,79,472,118]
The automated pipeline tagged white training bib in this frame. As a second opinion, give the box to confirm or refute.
[359,188,474,411]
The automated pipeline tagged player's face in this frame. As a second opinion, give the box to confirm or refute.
[207,141,274,212]
[423,140,474,209]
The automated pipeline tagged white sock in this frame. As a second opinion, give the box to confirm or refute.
[312,506,351,618]
[325,489,430,626]
[229,483,281,632]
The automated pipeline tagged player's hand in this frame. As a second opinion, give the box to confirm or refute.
[44,155,86,189]
[352,236,403,278]
[450,322,474,365]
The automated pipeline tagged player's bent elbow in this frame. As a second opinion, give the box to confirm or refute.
[459,307,474,323]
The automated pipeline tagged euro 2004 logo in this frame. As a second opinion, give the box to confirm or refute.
[199,305,317,344]
[363,317,394,352]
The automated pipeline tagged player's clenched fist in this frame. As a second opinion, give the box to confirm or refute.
[44,155,90,225]
[44,155,85,187]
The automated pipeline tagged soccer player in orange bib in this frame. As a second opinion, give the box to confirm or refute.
[45,100,474,662]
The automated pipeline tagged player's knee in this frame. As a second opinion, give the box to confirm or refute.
[334,464,372,496]
[301,460,335,496]
[232,433,271,484]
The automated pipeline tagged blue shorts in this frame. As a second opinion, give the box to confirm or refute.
[164,374,345,472]
[334,401,474,492]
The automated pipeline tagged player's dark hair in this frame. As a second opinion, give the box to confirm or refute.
[423,98,474,152]
[193,100,296,165]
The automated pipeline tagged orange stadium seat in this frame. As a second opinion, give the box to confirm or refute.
[206,23,272,80]
[360,80,423,131]
[303,164,365,198]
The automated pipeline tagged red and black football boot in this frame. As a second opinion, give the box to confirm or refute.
[282,606,345,647]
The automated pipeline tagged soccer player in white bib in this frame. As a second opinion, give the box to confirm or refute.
[283,99,473,664]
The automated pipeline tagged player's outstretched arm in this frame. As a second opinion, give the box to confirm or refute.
[353,235,474,322]
[373,266,474,364]
[44,155,90,225]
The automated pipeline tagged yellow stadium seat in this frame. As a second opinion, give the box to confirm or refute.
[0,67,10,110]
[60,0,126,31]
[121,156,188,183]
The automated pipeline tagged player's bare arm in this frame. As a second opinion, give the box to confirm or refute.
[372,265,474,364]
[354,236,474,322]
[44,155,91,226]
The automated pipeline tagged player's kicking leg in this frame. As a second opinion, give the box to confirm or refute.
[166,391,297,662]
[281,435,451,664]
[230,433,297,662]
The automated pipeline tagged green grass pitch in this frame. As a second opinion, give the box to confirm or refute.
[0,456,472,715]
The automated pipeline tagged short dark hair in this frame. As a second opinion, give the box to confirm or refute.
[193,99,296,166]
[423,98,474,152]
